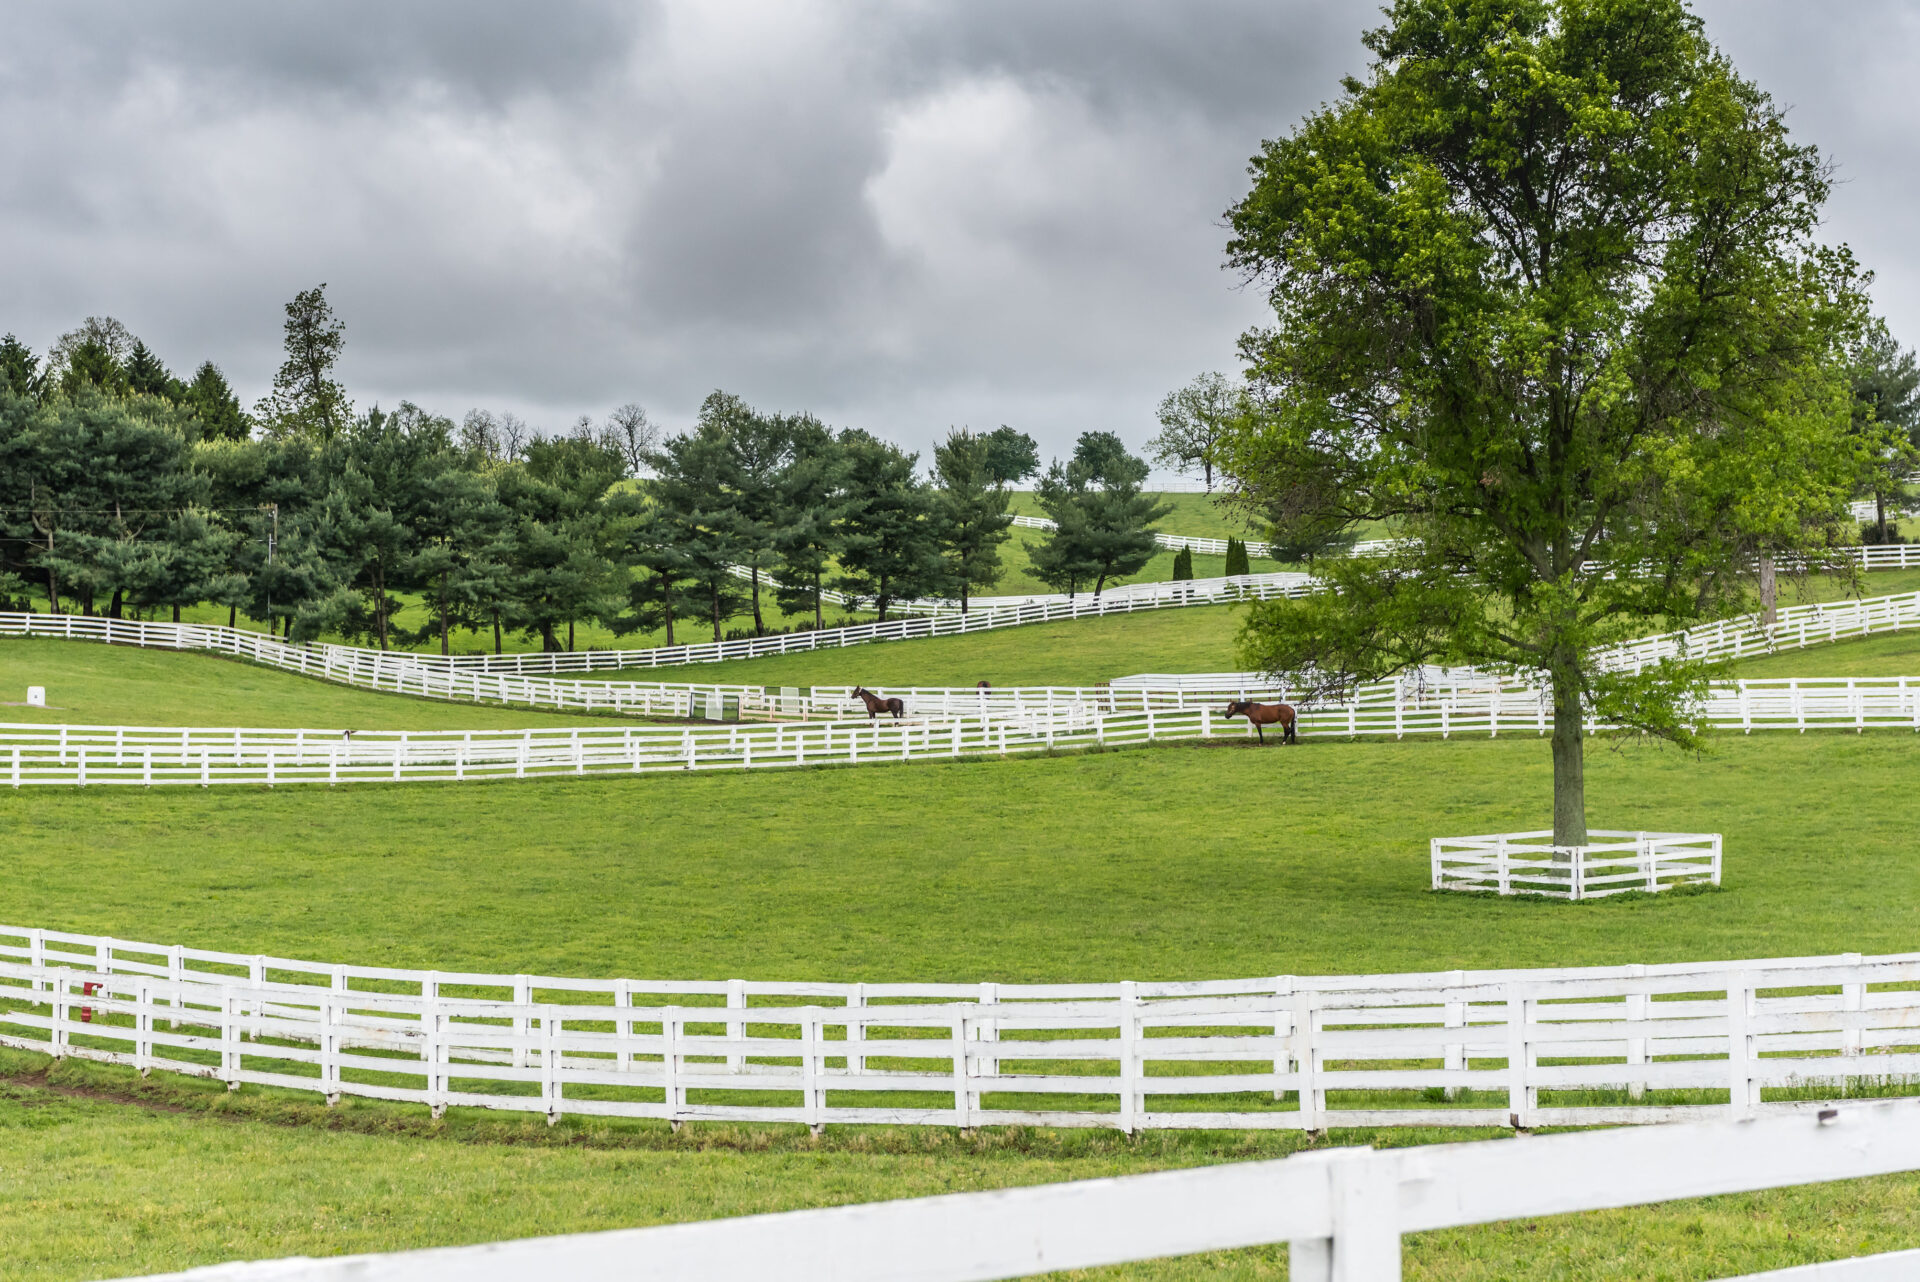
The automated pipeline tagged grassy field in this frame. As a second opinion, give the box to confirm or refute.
[9,581,1920,1279]
[6,585,1919,733]
[0,639,655,730]
[1734,628,1920,679]
[9,1052,1920,1282]
[5,729,1920,1278]
[6,733,1917,981]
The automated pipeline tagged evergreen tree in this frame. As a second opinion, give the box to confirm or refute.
[981,425,1041,488]
[124,341,185,400]
[185,362,249,441]
[771,415,844,629]
[1171,546,1194,581]
[1224,537,1250,577]
[0,335,40,399]
[646,424,748,642]
[1032,433,1171,598]
[834,429,943,621]
[931,427,1014,613]
[257,284,352,442]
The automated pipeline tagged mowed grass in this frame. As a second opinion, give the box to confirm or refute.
[1733,628,1920,679]
[7,730,1920,1279]
[6,732,1918,980]
[10,1056,1920,1282]
[0,639,654,731]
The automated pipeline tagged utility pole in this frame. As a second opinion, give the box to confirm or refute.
[265,502,278,636]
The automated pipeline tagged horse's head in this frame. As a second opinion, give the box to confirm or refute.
[850,686,868,700]
[1222,700,1249,718]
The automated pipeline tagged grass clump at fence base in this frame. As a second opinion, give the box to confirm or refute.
[5,1049,1920,1282]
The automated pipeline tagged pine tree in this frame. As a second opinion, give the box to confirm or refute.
[186,362,249,440]
[0,334,40,399]
[257,285,352,441]
[931,427,1014,613]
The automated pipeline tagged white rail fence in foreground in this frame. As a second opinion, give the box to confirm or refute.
[3,675,1919,787]
[1431,831,1722,900]
[115,1101,1920,1282]
[10,925,1920,1134]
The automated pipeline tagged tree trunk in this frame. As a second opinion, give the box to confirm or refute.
[660,571,676,647]
[1203,459,1213,493]
[109,589,123,619]
[1550,655,1588,849]
[567,619,574,652]
[539,622,559,652]
[750,566,765,635]
[173,604,181,623]
[228,603,236,629]
[439,573,450,656]
[1877,492,1889,545]
[492,609,502,655]
[813,573,823,630]
[1759,555,1778,629]
[711,589,723,644]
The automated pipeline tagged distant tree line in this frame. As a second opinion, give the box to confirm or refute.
[0,287,1173,651]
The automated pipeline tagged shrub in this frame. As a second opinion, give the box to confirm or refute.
[1224,537,1251,577]
[1171,546,1194,581]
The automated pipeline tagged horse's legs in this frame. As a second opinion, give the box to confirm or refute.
[1255,724,1264,744]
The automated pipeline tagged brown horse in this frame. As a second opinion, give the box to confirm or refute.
[1223,700,1297,744]
[852,686,905,720]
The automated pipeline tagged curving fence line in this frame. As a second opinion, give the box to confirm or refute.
[7,923,1920,1133]
[2,675,1916,788]
[0,571,1312,680]
[4,585,1919,731]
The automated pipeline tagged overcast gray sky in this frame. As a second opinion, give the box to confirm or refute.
[4,1,1916,465]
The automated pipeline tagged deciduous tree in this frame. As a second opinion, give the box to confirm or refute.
[1219,0,1865,844]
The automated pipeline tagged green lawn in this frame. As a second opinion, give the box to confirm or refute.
[6,733,1916,981]
[6,730,1920,1279]
[9,1054,1920,1282]
[1734,628,1920,679]
[0,639,655,730]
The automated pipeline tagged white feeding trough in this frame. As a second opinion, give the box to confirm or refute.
[26,686,45,707]
[1431,829,1721,900]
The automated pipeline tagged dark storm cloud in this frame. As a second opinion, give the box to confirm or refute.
[2,2,1915,461]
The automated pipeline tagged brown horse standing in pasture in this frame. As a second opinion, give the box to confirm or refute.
[1223,700,1297,744]
[852,686,906,720]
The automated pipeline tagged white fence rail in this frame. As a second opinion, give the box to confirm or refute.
[112,1100,1920,1282]
[0,572,1310,680]
[1431,830,1722,899]
[12,925,1920,1136]
[3,675,1918,788]
[1595,590,1920,674]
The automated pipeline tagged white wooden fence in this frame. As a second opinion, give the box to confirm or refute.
[1594,590,1920,674]
[11,925,1920,1137]
[109,1100,1920,1281]
[1431,831,1722,899]
[0,571,1311,679]
[3,672,1919,788]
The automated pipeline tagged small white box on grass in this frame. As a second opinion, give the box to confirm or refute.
[26,686,46,707]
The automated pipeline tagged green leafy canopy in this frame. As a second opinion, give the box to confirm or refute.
[1217,0,1871,840]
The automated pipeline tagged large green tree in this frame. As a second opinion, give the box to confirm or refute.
[931,427,1015,612]
[256,285,352,442]
[1032,432,1170,598]
[1219,0,1864,844]
[1848,319,1919,543]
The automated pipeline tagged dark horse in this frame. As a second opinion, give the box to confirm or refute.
[852,686,905,720]
[1223,700,1297,744]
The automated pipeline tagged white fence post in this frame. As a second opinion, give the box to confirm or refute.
[1289,1149,1403,1282]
